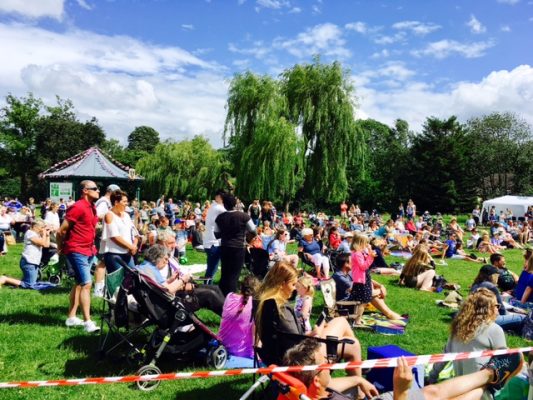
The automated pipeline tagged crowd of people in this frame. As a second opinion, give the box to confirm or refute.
[0,187,532,399]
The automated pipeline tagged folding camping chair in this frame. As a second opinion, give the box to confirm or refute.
[319,278,362,327]
[98,265,151,361]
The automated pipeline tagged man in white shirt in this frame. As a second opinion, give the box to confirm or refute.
[203,189,226,282]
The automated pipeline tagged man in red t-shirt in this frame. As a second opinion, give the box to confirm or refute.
[57,180,100,333]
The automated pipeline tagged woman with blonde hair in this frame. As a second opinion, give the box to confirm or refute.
[477,233,503,254]
[399,244,436,291]
[429,288,507,385]
[255,262,362,374]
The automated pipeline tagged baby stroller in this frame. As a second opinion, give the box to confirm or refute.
[120,263,228,391]
[37,247,64,284]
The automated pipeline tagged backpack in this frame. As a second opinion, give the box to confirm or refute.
[498,270,516,292]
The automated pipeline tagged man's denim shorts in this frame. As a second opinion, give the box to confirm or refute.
[66,252,93,286]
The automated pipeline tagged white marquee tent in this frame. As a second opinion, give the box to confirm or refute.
[482,195,533,218]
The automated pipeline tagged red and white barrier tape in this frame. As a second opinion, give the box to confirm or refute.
[1,346,531,389]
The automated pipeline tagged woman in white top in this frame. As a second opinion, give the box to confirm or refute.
[101,190,138,272]
[44,202,61,233]
[268,229,299,268]
[0,220,50,288]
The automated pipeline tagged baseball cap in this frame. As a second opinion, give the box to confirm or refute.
[107,184,120,192]
[480,264,499,275]
[343,231,354,238]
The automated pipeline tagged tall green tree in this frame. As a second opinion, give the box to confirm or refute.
[466,112,533,198]
[224,72,303,205]
[351,119,410,211]
[136,136,225,200]
[282,59,362,203]
[410,116,475,212]
[127,126,160,152]
[0,93,43,198]
[35,98,106,170]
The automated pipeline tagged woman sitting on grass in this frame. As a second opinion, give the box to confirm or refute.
[399,244,436,291]
[0,220,50,288]
[428,288,507,386]
[218,275,260,359]
[477,233,504,254]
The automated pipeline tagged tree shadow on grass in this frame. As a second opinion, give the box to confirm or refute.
[0,306,67,326]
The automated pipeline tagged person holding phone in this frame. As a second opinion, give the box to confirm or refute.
[0,220,50,288]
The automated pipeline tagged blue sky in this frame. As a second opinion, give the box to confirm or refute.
[1,0,532,147]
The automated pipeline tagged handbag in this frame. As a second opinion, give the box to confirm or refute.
[521,309,533,340]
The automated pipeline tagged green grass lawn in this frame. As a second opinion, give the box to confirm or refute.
[0,238,530,399]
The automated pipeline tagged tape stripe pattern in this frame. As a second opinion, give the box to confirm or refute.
[1,346,531,389]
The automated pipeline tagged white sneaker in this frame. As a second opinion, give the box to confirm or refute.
[93,287,104,298]
[65,316,85,327]
[84,320,101,333]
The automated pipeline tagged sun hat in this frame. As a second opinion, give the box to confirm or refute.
[301,228,313,237]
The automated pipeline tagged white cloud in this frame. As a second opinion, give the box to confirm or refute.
[392,20,441,36]
[76,0,92,11]
[500,25,511,32]
[312,4,321,14]
[357,61,415,85]
[355,65,533,134]
[274,23,350,59]
[467,15,486,34]
[288,7,301,13]
[345,21,367,34]
[228,41,271,59]
[0,0,64,20]
[497,0,520,4]
[256,0,290,10]
[0,22,227,146]
[373,32,405,45]
[412,39,495,59]
[181,24,194,31]
[371,49,390,59]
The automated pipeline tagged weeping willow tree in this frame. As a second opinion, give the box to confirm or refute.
[136,136,225,200]
[224,72,303,205]
[282,58,363,203]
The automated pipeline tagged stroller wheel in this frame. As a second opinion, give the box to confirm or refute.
[49,275,61,285]
[136,364,161,391]
[207,345,228,370]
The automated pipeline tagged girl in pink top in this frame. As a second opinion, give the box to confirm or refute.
[350,234,375,326]
[218,275,260,359]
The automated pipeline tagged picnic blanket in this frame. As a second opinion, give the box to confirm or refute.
[359,313,408,335]
[389,251,412,259]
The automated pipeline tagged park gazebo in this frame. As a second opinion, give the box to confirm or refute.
[39,147,144,201]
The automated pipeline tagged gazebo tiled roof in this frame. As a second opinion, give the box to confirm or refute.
[39,147,143,181]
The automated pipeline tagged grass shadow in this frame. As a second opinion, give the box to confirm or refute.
[0,309,67,326]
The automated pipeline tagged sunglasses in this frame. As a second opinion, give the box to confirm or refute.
[84,187,100,191]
